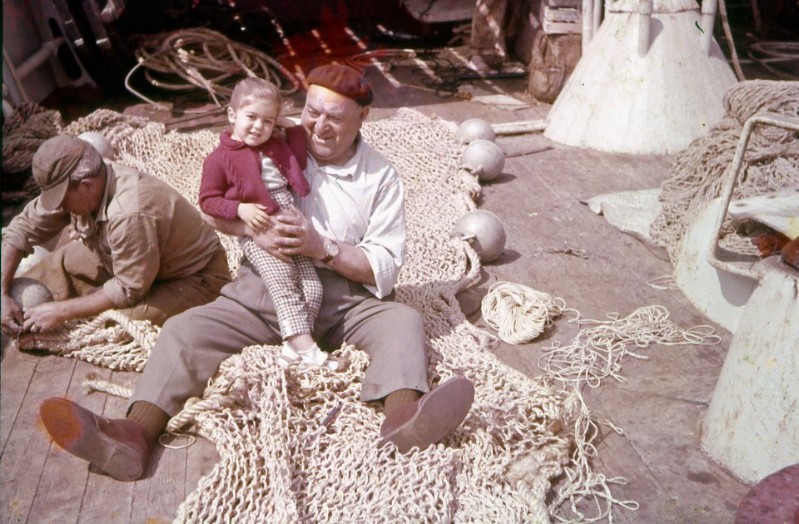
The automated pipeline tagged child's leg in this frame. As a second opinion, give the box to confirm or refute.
[240,237,313,339]
[266,187,344,371]
[295,255,323,327]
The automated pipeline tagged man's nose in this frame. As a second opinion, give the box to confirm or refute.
[314,115,329,133]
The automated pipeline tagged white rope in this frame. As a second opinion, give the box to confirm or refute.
[541,305,720,522]
[82,372,133,398]
[646,274,677,290]
[480,281,567,344]
[540,305,720,389]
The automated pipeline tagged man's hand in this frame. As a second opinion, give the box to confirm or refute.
[271,207,325,260]
[237,203,271,232]
[248,225,291,263]
[22,302,67,333]
[1,294,25,335]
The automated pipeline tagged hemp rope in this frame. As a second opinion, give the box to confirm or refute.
[83,372,133,398]
[481,281,568,344]
[15,309,156,372]
[125,27,299,109]
[540,305,720,389]
[539,304,720,522]
[650,80,799,261]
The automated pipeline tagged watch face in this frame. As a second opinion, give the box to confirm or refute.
[327,240,340,257]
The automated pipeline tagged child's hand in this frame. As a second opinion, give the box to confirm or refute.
[237,203,271,232]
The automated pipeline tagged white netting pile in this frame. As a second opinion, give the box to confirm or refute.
[650,80,799,260]
[15,108,585,522]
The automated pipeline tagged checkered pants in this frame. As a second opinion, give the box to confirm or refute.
[240,187,322,339]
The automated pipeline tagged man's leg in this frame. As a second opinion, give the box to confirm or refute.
[316,271,474,453]
[40,266,281,480]
[128,290,279,417]
[120,247,231,326]
[22,240,109,300]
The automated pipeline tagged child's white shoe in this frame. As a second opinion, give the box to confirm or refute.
[279,342,348,372]
[276,342,303,369]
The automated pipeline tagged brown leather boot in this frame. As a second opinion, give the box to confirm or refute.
[379,376,475,453]
[39,397,151,481]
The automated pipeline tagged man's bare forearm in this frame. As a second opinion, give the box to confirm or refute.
[321,241,376,287]
[1,242,25,295]
[58,289,117,320]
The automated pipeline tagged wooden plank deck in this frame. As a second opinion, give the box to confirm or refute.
[0,345,218,524]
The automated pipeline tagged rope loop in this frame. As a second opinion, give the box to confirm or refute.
[481,281,566,344]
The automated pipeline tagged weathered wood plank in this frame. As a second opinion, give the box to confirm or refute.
[0,348,39,451]
[27,360,113,523]
[130,431,188,522]
[0,355,76,524]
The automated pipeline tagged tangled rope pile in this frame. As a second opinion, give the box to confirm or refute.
[650,80,799,260]
[481,282,568,344]
[540,305,720,389]
[1,103,63,175]
[126,28,299,108]
[539,305,720,522]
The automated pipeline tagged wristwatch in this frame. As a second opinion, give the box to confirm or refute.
[321,239,340,264]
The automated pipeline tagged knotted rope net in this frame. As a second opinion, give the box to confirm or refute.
[1,102,63,175]
[14,107,608,522]
[650,80,799,260]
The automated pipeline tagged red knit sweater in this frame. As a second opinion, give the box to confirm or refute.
[199,127,309,220]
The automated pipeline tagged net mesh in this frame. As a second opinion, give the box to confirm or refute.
[15,108,576,523]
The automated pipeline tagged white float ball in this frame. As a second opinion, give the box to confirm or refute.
[78,131,115,160]
[453,209,507,263]
[456,118,496,144]
[10,277,53,310]
[461,139,505,182]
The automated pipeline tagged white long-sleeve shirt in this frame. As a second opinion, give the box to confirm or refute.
[299,136,406,299]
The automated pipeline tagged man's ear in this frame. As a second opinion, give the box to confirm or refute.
[359,106,370,123]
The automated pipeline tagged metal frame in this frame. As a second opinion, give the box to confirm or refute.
[706,111,799,280]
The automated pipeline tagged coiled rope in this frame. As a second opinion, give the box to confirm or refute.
[125,27,299,109]
[480,281,568,344]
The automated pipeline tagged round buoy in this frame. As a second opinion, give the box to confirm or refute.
[78,131,115,160]
[461,139,505,182]
[456,118,496,144]
[10,277,53,310]
[453,210,507,263]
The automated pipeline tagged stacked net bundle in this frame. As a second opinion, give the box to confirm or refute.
[650,80,799,260]
[16,108,585,522]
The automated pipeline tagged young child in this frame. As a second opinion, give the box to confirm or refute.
[199,77,343,371]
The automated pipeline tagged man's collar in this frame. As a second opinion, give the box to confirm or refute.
[308,134,363,179]
[94,162,115,222]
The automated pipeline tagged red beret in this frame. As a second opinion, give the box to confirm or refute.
[306,64,373,106]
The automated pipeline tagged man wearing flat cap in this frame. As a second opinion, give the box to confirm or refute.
[37,64,475,482]
[1,135,231,336]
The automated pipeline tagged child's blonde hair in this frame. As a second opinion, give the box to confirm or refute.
[230,77,282,111]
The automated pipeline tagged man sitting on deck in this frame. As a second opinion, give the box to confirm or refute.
[1,135,231,334]
[36,64,475,481]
